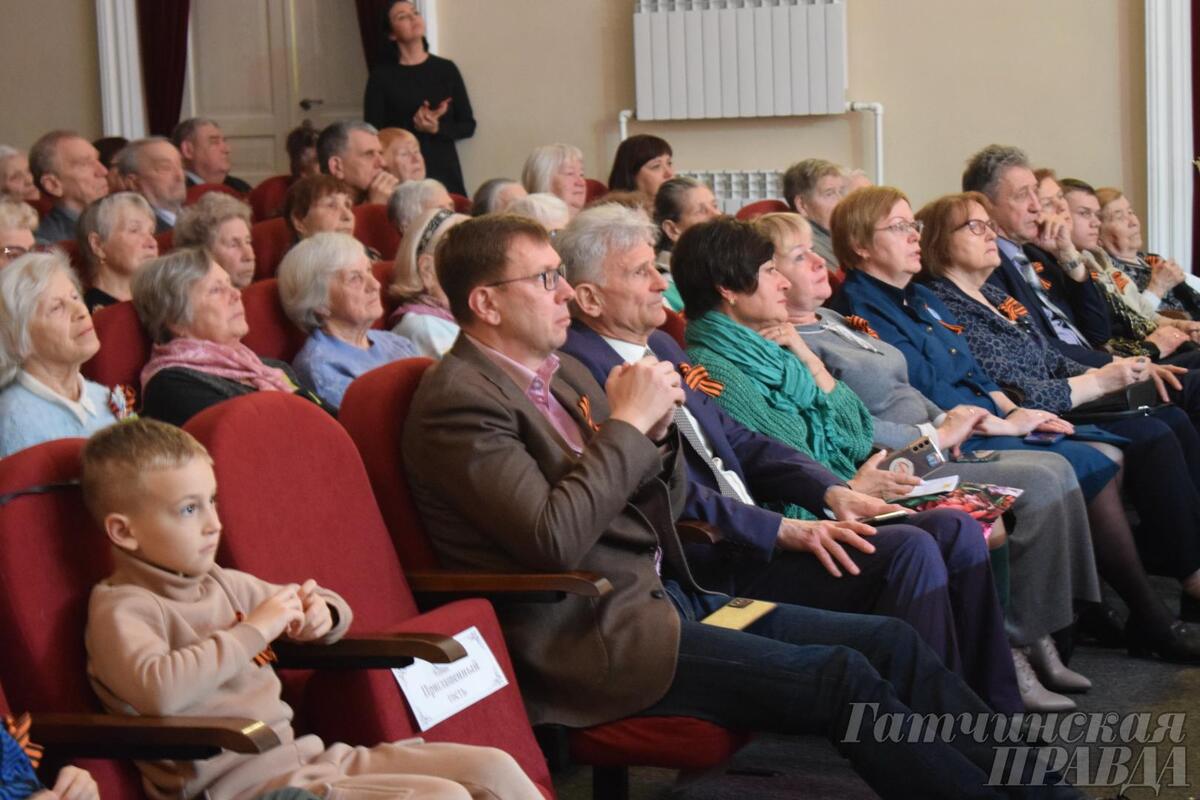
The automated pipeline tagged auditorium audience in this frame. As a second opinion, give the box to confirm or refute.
[113,137,187,233]
[133,248,327,426]
[506,193,569,233]
[378,127,427,183]
[389,207,467,357]
[783,158,845,271]
[0,198,38,269]
[559,204,1025,711]
[653,175,722,310]
[606,134,675,208]
[285,121,321,181]
[0,145,40,203]
[284,175,356,240]
[829,185,1200,662]
[521,144,587,219]
[29,130,109,244]
[171,118,250,194]
[173,192,257,289]
[316,120,398,206]
[401,213,1084,798]
[386,177,453,234]
[0,252,130,458]
[77,192,159,312]
[470,177,525,216]
[750,210,1101,708]
[279,232,418,410]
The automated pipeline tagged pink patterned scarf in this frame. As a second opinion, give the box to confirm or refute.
[388,297,456,326]
[141,338,295,393]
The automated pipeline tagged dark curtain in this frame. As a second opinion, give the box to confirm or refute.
[355,0,397,70]
[137,0,191,136]
[1193,0,1200,271]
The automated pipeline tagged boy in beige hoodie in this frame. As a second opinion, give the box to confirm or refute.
[81,419,540,800]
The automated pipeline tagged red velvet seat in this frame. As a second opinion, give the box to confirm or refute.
[82,301,151,406]
[339,360,750,793]
[352,203,401,261]
[450,193,472,214]
[30,193,55,219]
[184,393,555,798]
[154,229,173,255]
[734,199,789,221]
[584,178,608,205]
[248,175,291,222]
[250,217,293,282]
[55,239,86,276]
[372,260,398,322]
[240,278,307,363]
[658,308,687,350]
[186,182,245,205]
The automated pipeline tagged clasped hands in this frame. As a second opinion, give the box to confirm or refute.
[243,578,333,643]
[606,355,685,441]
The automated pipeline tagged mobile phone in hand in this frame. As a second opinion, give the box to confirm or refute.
[1024,431,1065,445]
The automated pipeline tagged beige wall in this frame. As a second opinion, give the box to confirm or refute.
[441,0,1147,213]
[0,0,103,149]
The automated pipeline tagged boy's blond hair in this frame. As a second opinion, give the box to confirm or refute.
[81,419,212,522]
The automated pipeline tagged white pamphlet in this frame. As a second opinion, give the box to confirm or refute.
[392,626,509,731]
[888,475,959,501]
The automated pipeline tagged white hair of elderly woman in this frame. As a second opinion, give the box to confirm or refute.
[391,208,468,304]
[277,232,370,334]
[0,197,38,233]
[507,193,570,232]
[387,178,449,233]
[521,143,583,195]
[132,247,213,344]
[77,192,155,272]
[0,250,78,386]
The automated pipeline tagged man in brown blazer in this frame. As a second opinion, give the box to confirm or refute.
[401,214,1083,799]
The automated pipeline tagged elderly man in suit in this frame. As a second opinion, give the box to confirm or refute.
[28,130,109,244]
[556,203,1019,713]
[401,213,1083,798]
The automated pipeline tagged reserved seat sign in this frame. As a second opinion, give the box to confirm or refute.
[392,626,510,730]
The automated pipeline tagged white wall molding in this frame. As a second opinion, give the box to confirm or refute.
[95,0,147,138]
[417,0,439,54]
[1145,0,1193,264]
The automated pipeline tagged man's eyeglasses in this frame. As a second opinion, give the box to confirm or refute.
[486,266,566,292]
[957,219,999,236]
[876,220,924,236]
[0,245,45,260]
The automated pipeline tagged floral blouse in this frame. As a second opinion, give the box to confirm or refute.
[927,279,1089,413]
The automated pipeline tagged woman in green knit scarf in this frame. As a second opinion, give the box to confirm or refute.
[671,217,921,519]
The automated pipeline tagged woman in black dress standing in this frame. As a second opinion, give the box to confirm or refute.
[364,0,476,195]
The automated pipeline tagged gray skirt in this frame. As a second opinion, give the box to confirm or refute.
[928,448,1100,644]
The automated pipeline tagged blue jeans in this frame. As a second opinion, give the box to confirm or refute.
[641,582,1082,799]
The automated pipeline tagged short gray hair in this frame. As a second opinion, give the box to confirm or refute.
[387,178,448,232]
[471,178,520,216]
[317,120,378,175]
[277,232,367,333]
[132,247,212,344]
[521,143,583,194]
[507,193,570,231]
[0,197,38,233]
[558,202,657,286]
[174,191,252,249]
[0,251,79,386]
[962,144,1031,199]
[170,117,218,150]
[77,192,155,274]
[28,130,80,192]
[112,136,173,177]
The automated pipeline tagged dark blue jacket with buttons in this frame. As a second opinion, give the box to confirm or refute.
[828,269,1002,414]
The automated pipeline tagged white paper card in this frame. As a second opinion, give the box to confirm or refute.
[392,626,509,731]
[888,475,959,501]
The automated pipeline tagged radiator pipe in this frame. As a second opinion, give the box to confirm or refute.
[846,100,884,185]
[618,109,635,142]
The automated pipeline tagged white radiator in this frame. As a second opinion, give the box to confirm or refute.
[681,170,785,214]
[633,0,848,121]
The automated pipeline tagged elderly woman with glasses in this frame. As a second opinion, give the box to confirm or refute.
[389,207,468,358]
[77,192,160,312]
[278,232,418,410]
[0,251,131,457]
[0,197,38,268]
[133,247,328,426]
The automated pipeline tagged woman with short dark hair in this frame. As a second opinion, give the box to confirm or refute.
[606,134,674,205]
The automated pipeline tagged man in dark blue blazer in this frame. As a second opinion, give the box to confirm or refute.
[556,202,1021,713]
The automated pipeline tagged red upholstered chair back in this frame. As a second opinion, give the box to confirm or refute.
[339,359,439,569]
[352,203,401,260]
[449,193,472,214]
[240,279,307,363]
[371,260,397,323]
[154,230,173,255]
[828,266,845,293]
[82,301,152,406]
[31,194,55,218]
[584,178,608,204]
[250,217,294,282]
[734,199,790,221]
[0,440,145,798]
[248,175,291,222]
[658,308,687,349]
[186,182,244,205]
[56,239,86,277]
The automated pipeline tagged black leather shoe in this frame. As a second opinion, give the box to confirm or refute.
[1180,593,1200,623]
[1126,619,1200,664]
[1076,603,1126,648]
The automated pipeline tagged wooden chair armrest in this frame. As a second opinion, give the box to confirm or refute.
[273,633,466,669]
[29,712,279,760]
[677,520,723,545]
[407,570,612,598]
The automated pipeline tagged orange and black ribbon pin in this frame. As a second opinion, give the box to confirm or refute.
[576,396,602,432]
[235,611,279,667]
[844,315,880,339]
[938,320,964,334]
[997,296,1029,322]
[5,713,43,768]
[678,363,724,398]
